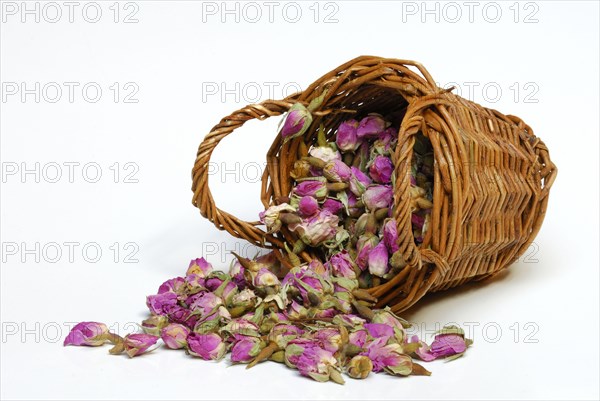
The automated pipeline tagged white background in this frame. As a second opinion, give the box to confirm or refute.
[1,1,599,400]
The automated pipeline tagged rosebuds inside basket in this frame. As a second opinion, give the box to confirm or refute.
[192,56,557,313]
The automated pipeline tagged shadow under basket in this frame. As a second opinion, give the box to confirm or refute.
[191,55,557,313]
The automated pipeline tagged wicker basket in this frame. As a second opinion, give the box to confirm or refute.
[191,56,557,313]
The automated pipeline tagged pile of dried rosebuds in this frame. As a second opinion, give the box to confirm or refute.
[65,104,471,384]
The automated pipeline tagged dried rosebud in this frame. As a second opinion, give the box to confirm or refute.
[362,185,393,211]
[322,198,343,215]
[371,127,397,155]
[64,322,109,347]
[123,333,159,358]
[323,159,352,183]
[163,304,199,329]
[369,155,393,184]
[267,324,304,348]
[415,333,468,362]
[368,241,389,277]
[364,323,394,340]
[157,277,186,295]
[141,315,169,336]
[296,345,342,383]
[187,332,226,360]
[289,210,339,247]
[188,292,223,317]
[187,257,213,277]
[298,196,319,217]
[146,292,178,316]
[357,114,387,139]
[309,146,341,163]
[204,271,228,292]
[281,103,312,140]
[327,250,357,279]
[259,203,296,233]
[313,328,343,353]
[231,335,263,363]
[346,355,373,379]
[160,323,190,349]
[284,338,316,368]
[336,119,360,152]
[349,167,372,196]
[293,180,328,200]
[253,267,280,288]
[361,338,410,374]
[382,219,400,254]
[356,234,379,271]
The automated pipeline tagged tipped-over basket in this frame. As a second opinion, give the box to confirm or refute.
[191,56,557,313]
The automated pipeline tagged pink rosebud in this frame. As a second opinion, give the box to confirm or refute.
[231,335,263,363]
[188,292,223,317]
[64,322,109,347]
[371,127,397,155]
[220,281,238,304]
[284,338,317,368]
[293,181,328,199]
[146,292,178,316]
[356,234,379,271]
[157,277,186,295]
[160,323,190,349]
[187,257,213,277]
[322,198,343,215]
[362,185,393,211]
[296,345,339,381]
[382,219,400,254]
[313,328,343,353]
[187,332,226,360]
[335,119,360,152]
[368,241,389,277]
[327,250,356,279]
[369,155,393,184]
[253,267,280,288]
[281,103,312,140]
[372,309,406,332]
[289,210,339,247]
[298,196,319,217]
[323,159,352,182]
[362,338,411,374]
[123,333,159,358]
[347,191,362,217]
[415,334,468,361]
[163,304,199,329]
[349,167,372,196]
[357,114,386,139]
[364,323,394,340]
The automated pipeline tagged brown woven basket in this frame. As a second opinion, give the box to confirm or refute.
[191,55,557,313]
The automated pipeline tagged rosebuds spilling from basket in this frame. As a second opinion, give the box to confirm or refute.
[65,254,472,384]
[65,107,472,384]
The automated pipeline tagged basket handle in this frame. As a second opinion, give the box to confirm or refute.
[191,100,297,249]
